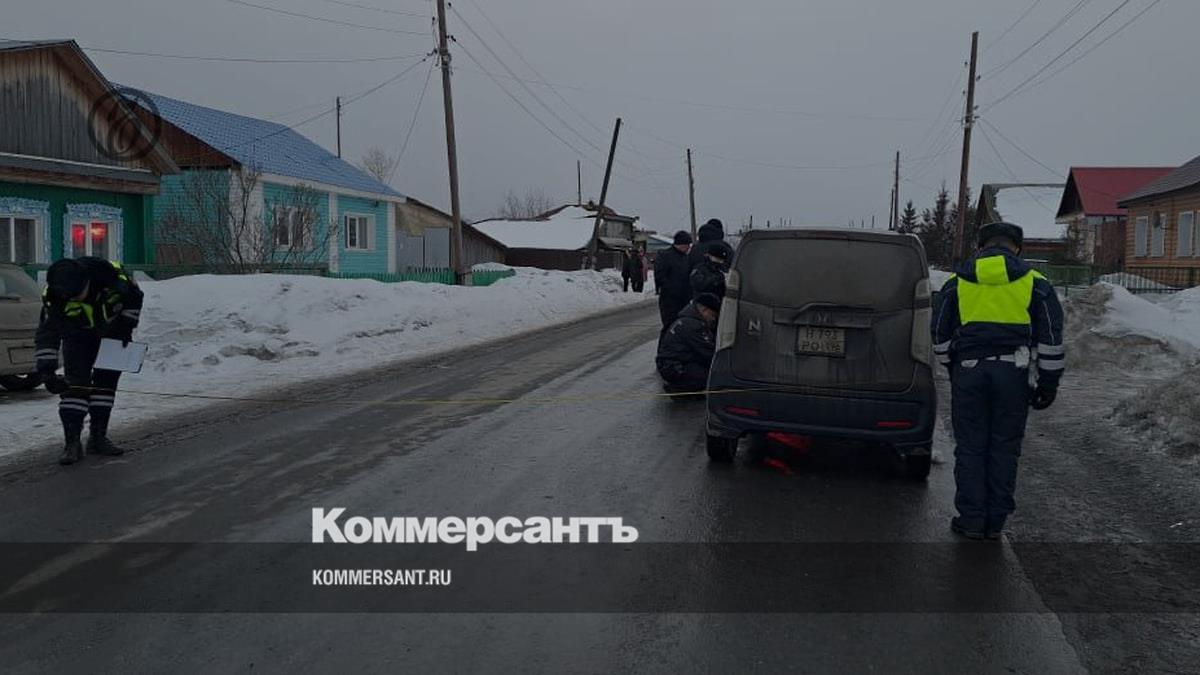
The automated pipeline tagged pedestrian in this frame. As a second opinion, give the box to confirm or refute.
[688,218,734,272]
[638,249,649,292]
[656,292,721,393]
[620,250,634,292]
[932,222,1065,540]
[653,230,693,333]
[690,242,730,300]
[628,248,646,293]
[36,257,144,465]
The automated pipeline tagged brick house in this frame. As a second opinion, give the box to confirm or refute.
[1117,155,1200,288]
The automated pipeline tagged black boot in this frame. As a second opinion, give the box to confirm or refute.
[87,423,126,457]
[59,423,84,466]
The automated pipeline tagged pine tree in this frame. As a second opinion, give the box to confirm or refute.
[897,200,919,234]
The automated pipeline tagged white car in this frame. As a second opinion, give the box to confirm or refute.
[0,263,43,391]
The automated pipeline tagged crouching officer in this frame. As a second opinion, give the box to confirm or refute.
[690,243,730,300]
[36,257,143,465]
[932,223,1065,540]
[656,292,721,393]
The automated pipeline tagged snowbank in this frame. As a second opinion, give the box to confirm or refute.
[1114,363,1200,459]
[0,268,653,458]
[1064,284,1200,373]
[929,268,954,289]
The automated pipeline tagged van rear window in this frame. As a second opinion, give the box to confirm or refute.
[0,267,40,300]
[737,238,924,309]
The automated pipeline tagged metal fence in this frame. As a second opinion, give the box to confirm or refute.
[1033,264,1200,296]
[21,264,516,287]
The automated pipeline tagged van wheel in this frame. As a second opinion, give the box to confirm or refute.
[0,374,43,392]
[901,452,932,481]
[706,435,737,463]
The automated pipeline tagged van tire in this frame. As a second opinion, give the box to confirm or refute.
[706,434,737,463]
[902,452,932,481]
[0,373,43,392]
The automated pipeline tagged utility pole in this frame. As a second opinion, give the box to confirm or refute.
[891,150,900,230]
[586,118,621,270]
[335,96,342,158]
[436,0,467,284]
[577,160,582,206]
[954,31,979,264]
[686,148,697,239]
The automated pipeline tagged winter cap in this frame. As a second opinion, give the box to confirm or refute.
[673,230,693,246]
[698,218,725,242]
[46,258,87,301]
[706,245,730,261]
[695,292,722,313]
[977,222,1024,250]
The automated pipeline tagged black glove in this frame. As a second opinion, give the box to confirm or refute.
[1030,386,1057,410]
[44,375,69,395]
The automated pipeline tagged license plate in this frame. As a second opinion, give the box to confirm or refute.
[7,347,35,365]
[797,327,845,357]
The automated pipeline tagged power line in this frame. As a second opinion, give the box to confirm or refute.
[976,124,1058,213]
[226,0,429,36]
[983,0,1045,53]
[987,0,1135,110]
[982,0,1093,79]
[977,118,1063,179]
[342,54,434,107]
[396,59,436,163]
[311,0,430,18]
[84,46,429,64]
[987,0,1163,109]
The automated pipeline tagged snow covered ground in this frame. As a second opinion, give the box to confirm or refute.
[0,267,654,459]
[1064,284,1200,459]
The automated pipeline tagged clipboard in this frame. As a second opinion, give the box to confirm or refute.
[94,339,148,374]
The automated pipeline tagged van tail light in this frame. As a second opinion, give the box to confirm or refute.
[876,421,913,429]
[715,270,739,351]
[911,277,932,366]
[725,405,760,417]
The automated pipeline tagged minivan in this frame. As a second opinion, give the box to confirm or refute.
[0,263,43,391]
[705,228,936,479]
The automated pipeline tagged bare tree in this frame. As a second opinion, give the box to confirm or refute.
[496,187,555,219]
[157,167,337,274]
[359,146,399,186]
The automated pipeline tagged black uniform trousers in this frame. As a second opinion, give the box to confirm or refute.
[950,359,1031,532]
[59,332,123,435]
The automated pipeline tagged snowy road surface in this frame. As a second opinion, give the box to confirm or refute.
[0,300,1196,672]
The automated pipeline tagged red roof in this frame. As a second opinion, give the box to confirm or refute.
[1058,167,1175,218]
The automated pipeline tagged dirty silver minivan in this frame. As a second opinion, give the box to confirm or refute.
[705,228,936,478]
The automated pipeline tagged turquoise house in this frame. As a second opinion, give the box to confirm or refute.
[130,90,406,274]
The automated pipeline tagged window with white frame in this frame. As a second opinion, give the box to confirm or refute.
[1151,212,1166,257]
[67,219,117,258]
[0,215,40,264]
[344,214,373,251]
[273,206,312,250]
[1177,211,1196,257]
[1134,216,1149,257]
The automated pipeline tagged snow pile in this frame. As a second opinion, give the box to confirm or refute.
[0,268,652,458]
[472,206,598,250]
[1063,284,1200,373]
[929,268,954,289]
[1113,362,1200,459]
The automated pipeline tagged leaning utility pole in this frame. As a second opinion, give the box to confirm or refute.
[577,160,583,206]
[891,150,900,230]
[586,118,621,270]
[686,148,698,239]
[436,0,467,284]
[954,31,979,264]
[335,96,342,158]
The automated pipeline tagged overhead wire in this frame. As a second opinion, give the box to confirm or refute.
[83,46,428,64]
[226,0,429,36]
[983,0,1045,53]
[985,0,1161,110]
[311,0,430,18]
[396,59,436,163]
[982,0,1093,79]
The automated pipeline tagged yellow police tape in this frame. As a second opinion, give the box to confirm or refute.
[64,384,788,408]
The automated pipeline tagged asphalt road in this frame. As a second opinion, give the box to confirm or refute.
[1,302,1191,673]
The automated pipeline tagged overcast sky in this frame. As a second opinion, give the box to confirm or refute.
[8,0,1199,231]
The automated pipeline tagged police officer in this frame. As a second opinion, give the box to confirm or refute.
[932,223,1064,540]
[656,292,721,393]
[654,231,693,333]
[36,257,144,465]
